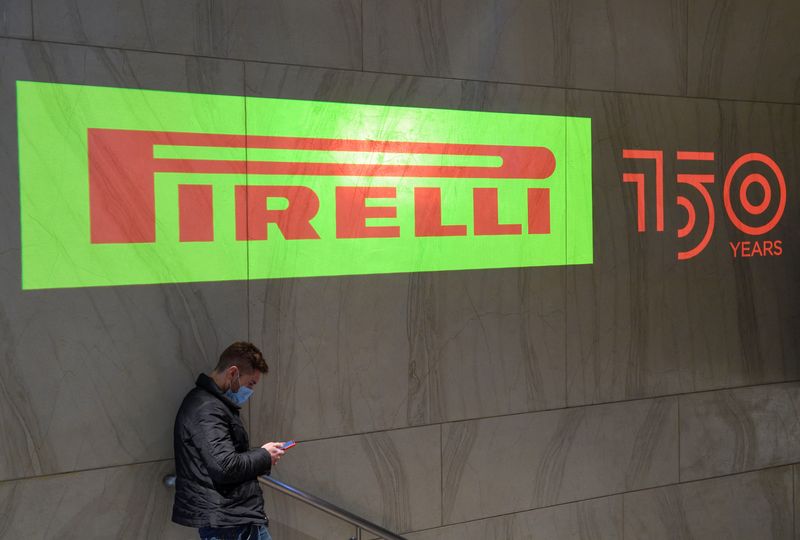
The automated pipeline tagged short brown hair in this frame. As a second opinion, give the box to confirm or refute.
[214,341,268,374]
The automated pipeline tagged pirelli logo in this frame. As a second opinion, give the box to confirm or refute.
[17,81,593,290]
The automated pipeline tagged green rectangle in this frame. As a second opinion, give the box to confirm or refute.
[17,81,592,290]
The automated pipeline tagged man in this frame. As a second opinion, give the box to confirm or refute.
[173,341,285,540]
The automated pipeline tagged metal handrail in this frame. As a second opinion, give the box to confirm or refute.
[163,474,406,540]
[258,475,407,540]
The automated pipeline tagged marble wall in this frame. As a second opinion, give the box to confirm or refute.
[0,1,798,539]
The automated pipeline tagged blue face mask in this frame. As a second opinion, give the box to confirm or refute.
[224,371,253,406]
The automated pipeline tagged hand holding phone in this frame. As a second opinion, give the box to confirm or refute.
[261,442,286,466]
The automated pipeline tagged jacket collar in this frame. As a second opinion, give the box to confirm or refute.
[196,373,240,411]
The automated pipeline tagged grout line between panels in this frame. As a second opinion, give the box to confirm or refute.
[273,378,800,446]
[2,458,794,525]
[684,0,689,96]
[0,457,176,485]
[1,36,799,107]
[677,395,682,482]
[402,462,798,536]
[563,88,568,411]
[439,423,444,527]
[360,0,365,72]
[243,59,253,434]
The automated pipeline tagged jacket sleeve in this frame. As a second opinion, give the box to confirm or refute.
[189,403,272,485]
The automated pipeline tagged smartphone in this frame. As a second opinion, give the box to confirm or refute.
[281,440,297,450]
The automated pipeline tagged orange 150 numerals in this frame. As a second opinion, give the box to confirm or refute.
[622,150,786,260]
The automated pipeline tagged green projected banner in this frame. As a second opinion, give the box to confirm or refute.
[17,81,592,290]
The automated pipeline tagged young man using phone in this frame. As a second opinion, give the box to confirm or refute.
[172,341,285,540]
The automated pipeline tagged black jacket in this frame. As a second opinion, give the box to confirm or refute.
[172,373,272,528]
